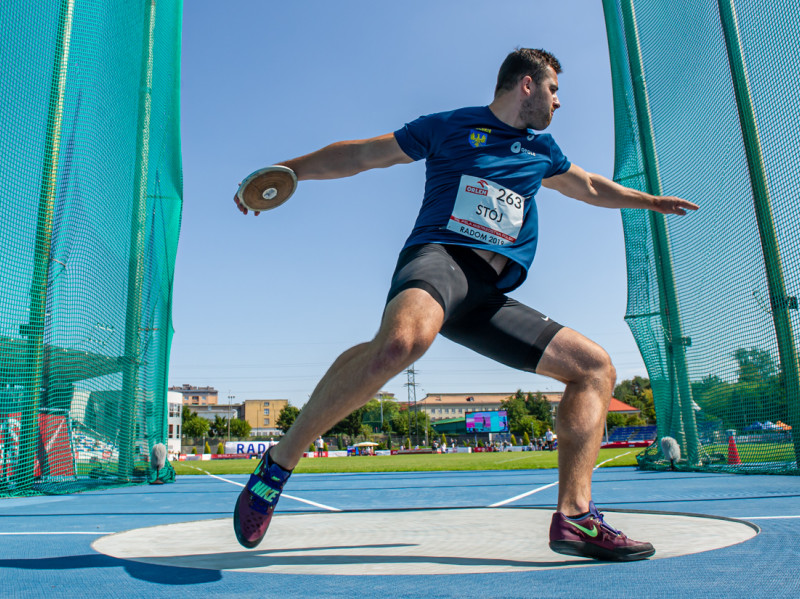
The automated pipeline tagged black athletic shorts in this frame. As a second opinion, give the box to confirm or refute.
[385,243,563,372]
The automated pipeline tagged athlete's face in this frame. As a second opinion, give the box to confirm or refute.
[519,67,560,130]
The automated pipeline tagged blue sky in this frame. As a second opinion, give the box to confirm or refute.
[170,0,650,408]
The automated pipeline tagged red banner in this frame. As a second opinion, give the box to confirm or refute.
[0,412,75,478]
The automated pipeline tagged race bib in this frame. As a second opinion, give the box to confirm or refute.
[446,175,524,246]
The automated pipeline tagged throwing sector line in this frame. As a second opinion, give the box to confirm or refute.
[488,451,633,508]
[187,465,341,512]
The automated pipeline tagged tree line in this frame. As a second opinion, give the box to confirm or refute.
[275,399,433,440]
[610,376,654,428]
[691,347,787,431]
[181,405,252,439]
[179,350,782,446]
[271,379,658,443]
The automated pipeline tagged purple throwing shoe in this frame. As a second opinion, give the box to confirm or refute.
[233,448,292,548]
[549,501,655,561]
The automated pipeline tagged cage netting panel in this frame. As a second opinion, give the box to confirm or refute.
[0,0,183,495]
[603,0,800,473]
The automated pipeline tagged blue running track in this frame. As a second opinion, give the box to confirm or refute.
[1,467,799,598]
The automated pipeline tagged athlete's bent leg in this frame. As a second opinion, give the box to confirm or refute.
[537,328,655,561]
[534,327,615,516]
[270,288,444,471]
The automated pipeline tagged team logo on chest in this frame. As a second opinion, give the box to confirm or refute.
[468,128,491,148]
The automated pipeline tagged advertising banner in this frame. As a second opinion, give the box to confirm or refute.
[224,441,277,456]
[0,412,75,478]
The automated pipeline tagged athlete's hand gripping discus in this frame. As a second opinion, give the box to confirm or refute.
[236,165,297,213]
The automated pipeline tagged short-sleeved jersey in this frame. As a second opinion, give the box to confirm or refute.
[394,105,570,291]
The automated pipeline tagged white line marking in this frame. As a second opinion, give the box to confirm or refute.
[489,481,559,507]
[0,532,115,535]
[491,453,537,464]
[595,451,633,468]
[198,470,245,487]
[281,493,342,512]
[187,465,341,512]
[488,451,633,508]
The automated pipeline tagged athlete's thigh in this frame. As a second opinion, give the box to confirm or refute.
[377,286,445,349]
[439,295,563,372]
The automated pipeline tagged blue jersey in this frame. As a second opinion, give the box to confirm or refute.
[394,105,570,291]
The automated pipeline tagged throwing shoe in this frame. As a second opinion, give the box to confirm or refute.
[549,501,655,561]
[233,448,292,548]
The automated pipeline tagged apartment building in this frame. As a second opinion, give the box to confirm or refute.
[417,392,564,421]
[168,384,218,406]
[167,391,182,457]
[244,399,289,436]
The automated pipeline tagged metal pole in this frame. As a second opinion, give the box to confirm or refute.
[405,366,418,447]
[717,0,800,466]
[120,0,157,477]
[611,0,701,464]
[227,392,234,441]
[17,0,75,490]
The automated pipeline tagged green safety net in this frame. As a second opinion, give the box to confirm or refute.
[603,0,800,473]
[0,0,183,496]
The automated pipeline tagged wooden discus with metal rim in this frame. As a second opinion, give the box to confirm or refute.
[237,165,298,212]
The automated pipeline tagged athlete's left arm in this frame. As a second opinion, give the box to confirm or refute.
[542,164,698,215]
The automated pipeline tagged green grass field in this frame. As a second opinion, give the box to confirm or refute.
[173,447,641,476]
[703,441,796,463]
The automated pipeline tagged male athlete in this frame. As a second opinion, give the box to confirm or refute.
[232,48,698,561]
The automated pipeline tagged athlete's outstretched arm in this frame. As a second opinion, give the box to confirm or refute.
[235,133,413,215]
[282,133,413,181]
[542,163,698,215]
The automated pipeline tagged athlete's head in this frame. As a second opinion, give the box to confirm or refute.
[495,48,562,130]
[495,48,561,94]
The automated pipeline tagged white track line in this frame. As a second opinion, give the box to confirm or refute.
[198,470,246,487]
[595,451,633,468]
[277,493,342,512]
[188,465,341,512]
[0,532,115,535]
[492,453,539,464]
[489,451,633,508]
[489,481,559,507]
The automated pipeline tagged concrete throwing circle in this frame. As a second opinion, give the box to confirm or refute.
[92,508,757,576]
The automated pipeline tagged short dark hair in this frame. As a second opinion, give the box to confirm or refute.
[494,48,562,95]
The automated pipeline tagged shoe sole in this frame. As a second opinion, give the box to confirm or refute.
[233,491,269,549]
[549,540,655,562]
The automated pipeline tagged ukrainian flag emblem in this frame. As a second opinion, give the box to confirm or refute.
[468,129,488,148]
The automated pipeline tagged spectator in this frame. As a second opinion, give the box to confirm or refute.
[314,436,325,457]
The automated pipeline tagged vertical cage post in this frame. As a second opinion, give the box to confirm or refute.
[611,0,701,464]
[718,0,800,466]
[17,0,76,491]
[119,0,157,477]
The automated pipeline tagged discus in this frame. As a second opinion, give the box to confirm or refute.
[236,165,298,212]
